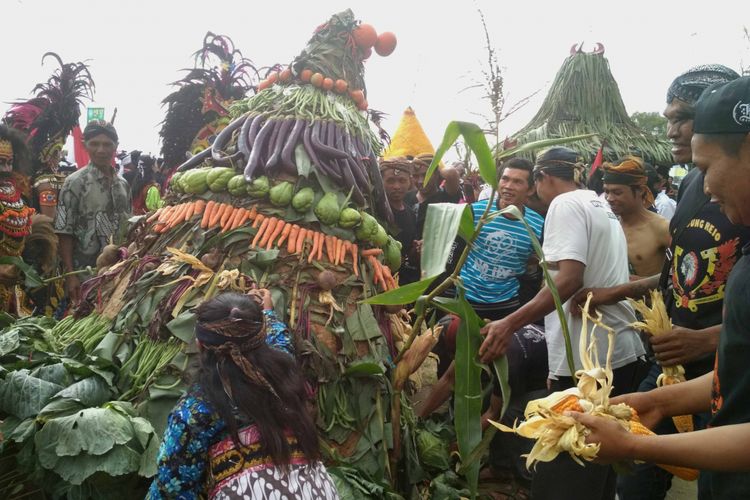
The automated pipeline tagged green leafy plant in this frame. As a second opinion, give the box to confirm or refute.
[366,121,592,497]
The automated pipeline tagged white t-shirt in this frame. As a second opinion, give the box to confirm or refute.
[542,189,645,377]
[655,190,676,221]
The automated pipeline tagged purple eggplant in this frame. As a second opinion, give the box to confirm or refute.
[367,155,394,224]
[246,113,266,151]
[265,118,293,172]
[311,120,348,160]
[279,119,305,174]
[211,113,247,163]
[336,127,369,190]
[304,122,343,184]
[238,114,255,158]
[175,147,211,172]
[244,119,277,180]
[340,159,365,205]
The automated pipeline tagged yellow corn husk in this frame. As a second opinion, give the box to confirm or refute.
[393,325,441,391]
[490,293,698,478]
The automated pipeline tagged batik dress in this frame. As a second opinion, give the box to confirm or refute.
[147,309,339,500]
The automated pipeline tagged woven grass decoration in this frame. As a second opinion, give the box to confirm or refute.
[512,51,671,164]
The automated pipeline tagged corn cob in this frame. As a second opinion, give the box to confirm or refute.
[628,420,699,481]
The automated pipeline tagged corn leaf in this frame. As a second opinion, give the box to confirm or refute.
[421,203,470,279]
[436,294,483,497]
[428,121,497,189]
[362,276,436,305]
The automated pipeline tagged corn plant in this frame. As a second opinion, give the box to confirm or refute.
[366,121,592,497]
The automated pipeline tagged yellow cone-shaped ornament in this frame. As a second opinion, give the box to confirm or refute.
[382,107,435,159]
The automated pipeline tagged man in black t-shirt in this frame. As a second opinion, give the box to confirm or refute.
[380,158,420,285]
[576,64,744,500]
[570,75,750,500]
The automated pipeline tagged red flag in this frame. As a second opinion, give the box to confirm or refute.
[72,125,89,168]
[588,143,604,179]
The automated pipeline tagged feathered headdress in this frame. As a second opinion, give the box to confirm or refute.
[3,52,94,175]
[159,33,257,170]
[0,124,32,178]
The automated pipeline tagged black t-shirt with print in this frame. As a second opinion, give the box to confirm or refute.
[667,170,750,379]
[707,244,750,497]
[391,205,420,285]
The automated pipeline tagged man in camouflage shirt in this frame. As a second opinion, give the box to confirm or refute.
[54,121,130,302]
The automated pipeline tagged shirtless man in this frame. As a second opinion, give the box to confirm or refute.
[602,157,670,277]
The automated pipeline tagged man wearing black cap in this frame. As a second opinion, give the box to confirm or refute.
[568,75,750,500]
[478,146,646,500]
[574,65,748,500]
[54,120,131,302]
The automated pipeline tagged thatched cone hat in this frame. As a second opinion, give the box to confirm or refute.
[382,107,435,159]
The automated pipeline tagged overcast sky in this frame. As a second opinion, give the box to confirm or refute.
[3,0,749,162]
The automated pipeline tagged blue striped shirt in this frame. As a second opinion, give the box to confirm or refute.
[459,200,544,304]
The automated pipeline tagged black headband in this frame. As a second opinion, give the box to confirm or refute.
[602,171,645,185]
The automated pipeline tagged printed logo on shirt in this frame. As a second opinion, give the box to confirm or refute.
[672,237,740,312]
[473,229,518,281]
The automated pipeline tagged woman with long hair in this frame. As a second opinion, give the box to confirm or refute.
[148,290,338,499]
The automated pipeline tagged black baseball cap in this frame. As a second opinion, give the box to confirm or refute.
[693,76,750,134]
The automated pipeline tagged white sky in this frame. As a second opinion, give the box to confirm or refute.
[3,0,749,162]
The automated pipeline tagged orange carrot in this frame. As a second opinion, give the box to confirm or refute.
[252,213,265,229]
[146,207,163,224]
[334,238,344,265]
[227,207,242,231]
[194,199,206,215]
[218,207,233,231]
[158,205,174,223]
[324,235,335,263]
[287,225,300,254]
[234,208,250,230]
[295,228,307,254]
[382,265,396,290]
[368,255,384,287]
[351,243,359,277]
[266,220,286,250]
[168,204,187,228]
[251,217,270,248]
[361,248,383,257]
[317,233,325,261]
[228,207,244,230]
[184,201,196,222]
[220,205,235,228]
[308,231,320,263]
[276,223,293,248]
[221,207,239,232]
[259,217,278,248]
[208,203,225,228]
[247,205,258,221]
[201,201,215,229]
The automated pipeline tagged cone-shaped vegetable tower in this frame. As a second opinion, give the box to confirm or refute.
[8,9,429,498]
[382,107,435,159]
[512,45,671,164]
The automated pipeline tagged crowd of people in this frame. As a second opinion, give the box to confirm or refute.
[2,56,750,499]
[375,65,750,500]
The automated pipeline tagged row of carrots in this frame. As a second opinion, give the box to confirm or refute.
[250,215,364,277]
[147,200,257,234]
[147,201,397,290]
